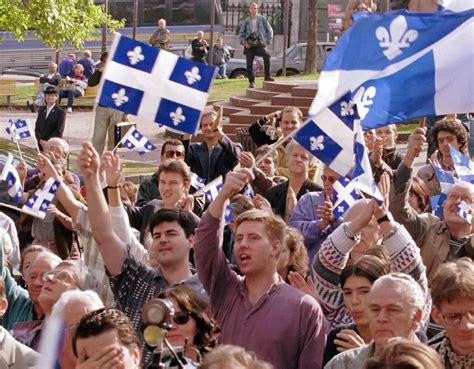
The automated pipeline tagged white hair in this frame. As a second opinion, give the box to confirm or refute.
[370,272,425,311]
[51,289,104,318]
[46,137,70,154]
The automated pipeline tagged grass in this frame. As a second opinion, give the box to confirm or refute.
[1,73,320,107]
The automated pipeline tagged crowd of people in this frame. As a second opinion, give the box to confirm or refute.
[1,101,473,368]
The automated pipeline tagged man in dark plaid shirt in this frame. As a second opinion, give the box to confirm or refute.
[78,145,207,366]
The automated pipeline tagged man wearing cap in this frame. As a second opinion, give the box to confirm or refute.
[34,86,66,151]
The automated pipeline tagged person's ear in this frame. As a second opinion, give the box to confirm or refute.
[271,239,282,257]
[412,308,424,331]
[0,297,8,317]
[186,234,195,250]
[431,305,444,326]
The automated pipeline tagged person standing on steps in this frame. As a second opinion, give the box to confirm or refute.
[239,2,274,88]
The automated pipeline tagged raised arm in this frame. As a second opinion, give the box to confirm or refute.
[194,169,254,313]
[77,143,125,276]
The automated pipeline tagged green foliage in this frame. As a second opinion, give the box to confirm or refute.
[0,0,124,50]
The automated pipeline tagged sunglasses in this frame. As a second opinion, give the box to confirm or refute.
[164,150,185,159]
[321,175,337,184]
[173,311,191,325]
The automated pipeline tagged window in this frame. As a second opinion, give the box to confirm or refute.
[171,0,194,24]
[143,0,167,26]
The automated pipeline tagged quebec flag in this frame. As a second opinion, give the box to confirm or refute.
[22,178,60,220]
[309,9,474,130]
[5,119,33,141]
[98,34,216,135]
[294,93,357,176]
[0,154,23,203]
[332,177,362,219]
[121,127,156,155]
[449,146,474,184]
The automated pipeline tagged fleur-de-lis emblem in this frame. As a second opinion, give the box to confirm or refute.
[352,86,376,120]
[170,107,186,126]
[127,46,145,65]
[309,135,325,151]
[184,67,202,85]
[340,101,355,117]
[111,88,129,107]
[337,205,345,214]
[375,15,418,60]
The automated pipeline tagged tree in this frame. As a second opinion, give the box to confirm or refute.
[0,0,123,51]
[304,0,318,74]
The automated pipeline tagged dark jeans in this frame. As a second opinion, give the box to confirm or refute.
[244,46,271,83]
[59,89,81,108]
[192,56,207,64]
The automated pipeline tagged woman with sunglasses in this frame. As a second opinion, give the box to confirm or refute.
[289,165,343,266]
[157,285,219,363]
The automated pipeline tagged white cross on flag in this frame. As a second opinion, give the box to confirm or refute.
[97,34,217,135]
[121,127,156,155]
[332,177,362,220]
[21,178,60,219]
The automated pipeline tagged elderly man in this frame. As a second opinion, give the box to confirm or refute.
[392,127,474,282]
[29,62,61,112]
[0,277,38,368]
[40,289,104,369]
[324,273,425,369]
[265,141,321,221]
[149,18,170,50]
[429,258,474,368]
[239,2,274,88]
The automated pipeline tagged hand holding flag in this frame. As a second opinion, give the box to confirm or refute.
[0,154,24,204]
[118,126,156,155]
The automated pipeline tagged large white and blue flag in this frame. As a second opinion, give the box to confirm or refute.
[5,119,33,141]
[0,154,23,204]
[431,194,446,219]
[121,127,156,155]
[294,93,357,176]
[309,9,474,130]
[332,177,362,219]
[449,146,474,184]
[438,0,474,12]
[22,178,60,220]
[36,312,66,369]
[97,34,216,135]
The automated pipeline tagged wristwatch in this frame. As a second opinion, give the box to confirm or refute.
[377,212,393,224]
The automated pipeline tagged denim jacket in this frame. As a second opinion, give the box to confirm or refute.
[239,15,273,45]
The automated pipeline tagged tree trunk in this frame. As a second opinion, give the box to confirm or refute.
[304,0,318,74]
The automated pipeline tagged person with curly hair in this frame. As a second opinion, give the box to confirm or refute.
[277,227,309,282]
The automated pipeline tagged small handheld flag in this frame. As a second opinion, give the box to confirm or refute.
[449,146,474,184]
[6,119,33,141]
[121,127,156,155]
[21,178,60,219]
[0,154,23,204]
[332,177,362,220]
[456,200,472,224]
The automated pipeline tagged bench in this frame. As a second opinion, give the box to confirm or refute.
[0,80,17,109]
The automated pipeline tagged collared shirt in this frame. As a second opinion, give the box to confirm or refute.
[324,341,376,369]
[45,105,54,119]
[194,211,328,369]
[430,331,474,369]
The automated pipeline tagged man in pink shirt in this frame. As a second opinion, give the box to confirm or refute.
[194,168,328,369]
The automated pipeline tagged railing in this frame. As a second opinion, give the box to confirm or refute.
[221,1,291,35]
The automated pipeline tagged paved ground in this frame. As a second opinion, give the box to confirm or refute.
[0,109,427,174]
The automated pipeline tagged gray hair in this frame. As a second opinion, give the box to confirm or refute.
[51,289,104,318]
[56,260,99,292]
[285,140,315,166]
[45,137,70,154]
[370,272,425,311]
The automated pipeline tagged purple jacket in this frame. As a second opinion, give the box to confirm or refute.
[289,191,343,265]
[194,211,328,369]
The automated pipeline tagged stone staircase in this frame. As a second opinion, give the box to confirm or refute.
[213,79,318,143]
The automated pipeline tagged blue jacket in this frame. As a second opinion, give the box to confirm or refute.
[239,15,273,45]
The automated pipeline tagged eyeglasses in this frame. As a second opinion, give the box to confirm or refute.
[173,311,191,325]
[164,150,185,159]
[42,270,75,283]
[321,175,337,184]
[441,310,474,326]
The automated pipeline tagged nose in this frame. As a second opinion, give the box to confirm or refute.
[351,292,361,306]
[376,309,389,322]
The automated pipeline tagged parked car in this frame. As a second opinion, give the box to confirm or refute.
[257,42,335,76]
